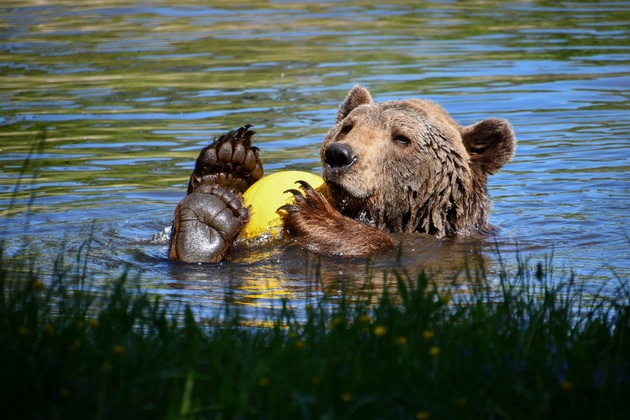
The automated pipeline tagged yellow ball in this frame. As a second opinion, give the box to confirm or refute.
[240,171,324,240]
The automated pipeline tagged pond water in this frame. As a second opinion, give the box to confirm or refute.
[1,0,628,319]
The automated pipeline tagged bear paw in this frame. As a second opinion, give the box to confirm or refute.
[187,124,264,194]
[280,181,394,256]
[169,186,249,263]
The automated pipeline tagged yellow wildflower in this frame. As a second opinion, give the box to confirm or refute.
[422,329,434,341]
[395,336,407,345]
[113,345,125,354]
[33,280,44,290]
[373,325,387,336]
[329,317,342,330]
[258,377,270,387]
[294,340,305,350]
[560,381,573,390]
[429,345,440,357]
[341,393,352,402]
[88,319,99,329]
[358,314,371,324]
[44,323,55,334]
[416,411,430,419]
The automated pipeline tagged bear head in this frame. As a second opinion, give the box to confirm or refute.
[320,86,516,237]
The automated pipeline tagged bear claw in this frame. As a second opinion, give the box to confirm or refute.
[278,182,323,217]
[294,180,315,192]
[284,188,306,199]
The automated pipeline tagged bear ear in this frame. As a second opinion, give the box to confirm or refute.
[336,85,374,123]
[461,118,516,175]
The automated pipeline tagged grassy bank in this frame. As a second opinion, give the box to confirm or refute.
[1,247,629,419]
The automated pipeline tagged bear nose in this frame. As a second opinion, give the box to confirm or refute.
[324,143,357,168]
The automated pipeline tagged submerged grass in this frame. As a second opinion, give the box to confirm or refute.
[1,245,629,419]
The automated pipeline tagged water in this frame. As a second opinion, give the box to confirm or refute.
[1,1,628,319]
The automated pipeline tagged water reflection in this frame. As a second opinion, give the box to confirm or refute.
[160,233,491,316]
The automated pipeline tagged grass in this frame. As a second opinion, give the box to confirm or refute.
[1,244,629,419]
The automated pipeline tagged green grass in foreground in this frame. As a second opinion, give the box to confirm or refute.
[1,248,629,419]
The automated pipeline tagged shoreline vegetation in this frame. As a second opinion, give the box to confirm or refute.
[1,244,629,419]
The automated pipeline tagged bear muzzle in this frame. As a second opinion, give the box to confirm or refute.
[324,142,357,171]
[322,142,372,202]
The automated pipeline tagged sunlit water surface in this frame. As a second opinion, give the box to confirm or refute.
[1,1,628,320]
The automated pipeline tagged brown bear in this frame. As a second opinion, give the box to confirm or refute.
[168,86,516,263]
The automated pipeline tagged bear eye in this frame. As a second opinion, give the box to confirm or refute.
[339,123,353,135]
[393,134,411,145]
